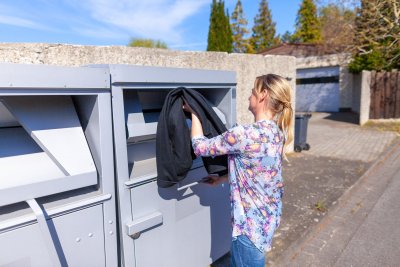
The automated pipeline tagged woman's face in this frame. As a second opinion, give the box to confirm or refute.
[248,88,259,114]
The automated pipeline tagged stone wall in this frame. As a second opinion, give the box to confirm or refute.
[0,43,296,126]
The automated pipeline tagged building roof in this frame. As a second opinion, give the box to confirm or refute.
[259,43,346,57]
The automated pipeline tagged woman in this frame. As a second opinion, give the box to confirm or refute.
[184,74,293,266]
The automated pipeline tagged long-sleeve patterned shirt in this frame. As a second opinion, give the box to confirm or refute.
[192,119,284,252]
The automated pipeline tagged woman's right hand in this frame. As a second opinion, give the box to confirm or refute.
[182,101,195,114]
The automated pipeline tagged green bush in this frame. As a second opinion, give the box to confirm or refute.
[348,49,387,73]
[128,38,168,49]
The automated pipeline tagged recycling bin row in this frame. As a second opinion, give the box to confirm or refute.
[0,63,236,267]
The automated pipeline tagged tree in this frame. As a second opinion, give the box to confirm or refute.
[231,0,251,53]
[225,11,234,52]
[348,0,400,72]
[250,0,279,53]
[294,0,322,43]
[319,4,356,50]
[280,31,301,43]
[128,38,168,49]
[207,0,233,52]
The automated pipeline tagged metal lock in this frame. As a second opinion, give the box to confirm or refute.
[131,232,141,239]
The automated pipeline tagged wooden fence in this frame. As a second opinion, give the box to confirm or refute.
[369,70,400,119]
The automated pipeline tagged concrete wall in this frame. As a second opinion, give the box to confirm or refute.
[358,71,371,125]
[352,73,362,114]
[0,43,296,126]
[296,53,355,111]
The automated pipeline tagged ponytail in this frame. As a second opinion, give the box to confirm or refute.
[278,102,293,159]
[254,74,294,160]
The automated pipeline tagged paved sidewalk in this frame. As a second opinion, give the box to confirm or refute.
[305,113,397,162]
[273,139,400,267]
[266,112,398,265]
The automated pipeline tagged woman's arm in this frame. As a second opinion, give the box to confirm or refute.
[191,112,204,138]
[183,102,204,138]
[184,102,245,157]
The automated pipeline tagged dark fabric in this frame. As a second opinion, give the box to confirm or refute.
[156,87,228,188]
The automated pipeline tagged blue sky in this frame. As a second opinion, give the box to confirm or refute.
[0,0,303,51]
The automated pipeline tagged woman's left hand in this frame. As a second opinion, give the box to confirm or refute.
[200,174,228,186]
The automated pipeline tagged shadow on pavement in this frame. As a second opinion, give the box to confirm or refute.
[322,111,359,125]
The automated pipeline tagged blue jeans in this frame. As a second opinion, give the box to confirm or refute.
[230,235,265,267]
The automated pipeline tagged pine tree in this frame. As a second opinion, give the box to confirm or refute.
[207,0,233,52]
[225,9,234,52]
[293,0,321,43]
[231,0,250,53]
[280,31,300,44]
[207,0,219,51]
[250,0,278,53]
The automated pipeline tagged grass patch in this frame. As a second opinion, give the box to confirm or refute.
[362,120,400,135]
[314,200,327,212]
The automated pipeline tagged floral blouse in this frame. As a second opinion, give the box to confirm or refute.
[192,119,284,252]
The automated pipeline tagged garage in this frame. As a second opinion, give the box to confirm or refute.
[296,66,340,112]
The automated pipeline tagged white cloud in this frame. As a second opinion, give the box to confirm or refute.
[73,0,209,43]
[0,2,56,31]
[0,0,209,48]
[0,14,50,31]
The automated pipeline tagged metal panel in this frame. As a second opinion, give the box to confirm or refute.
[297,66,340,79]
[0,63,110,89]
[111,85,136,267]
[2,96,97,176]
[51,204,106,267]
[26,199,63,266]
[108,64,236,85]
[130,168,231,267]
[0,222,53,267]
[0,205,106,267]
[0,194,112,234]
[296,83,340,112]
[90,93,119,266]
[0,101,18,127]
[296,67,340,112]
[0,171,96,207]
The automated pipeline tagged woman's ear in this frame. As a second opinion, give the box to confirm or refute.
[259,90,268,102]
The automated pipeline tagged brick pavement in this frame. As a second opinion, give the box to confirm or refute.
[304,113,398,162]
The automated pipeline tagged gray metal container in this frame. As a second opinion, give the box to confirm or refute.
[108,65,236,267]
[0,63,118,267]
[0,63,237,267]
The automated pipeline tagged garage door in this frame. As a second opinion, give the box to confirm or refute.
[296,66,340,112]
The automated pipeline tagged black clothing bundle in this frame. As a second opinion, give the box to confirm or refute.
[156,87,228,188]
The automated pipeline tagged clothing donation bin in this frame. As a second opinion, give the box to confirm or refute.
[0,64,118,267]
[109,65,236,267]
[294,113,312,152]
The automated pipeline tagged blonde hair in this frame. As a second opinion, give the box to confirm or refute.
[254,74,294,158]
